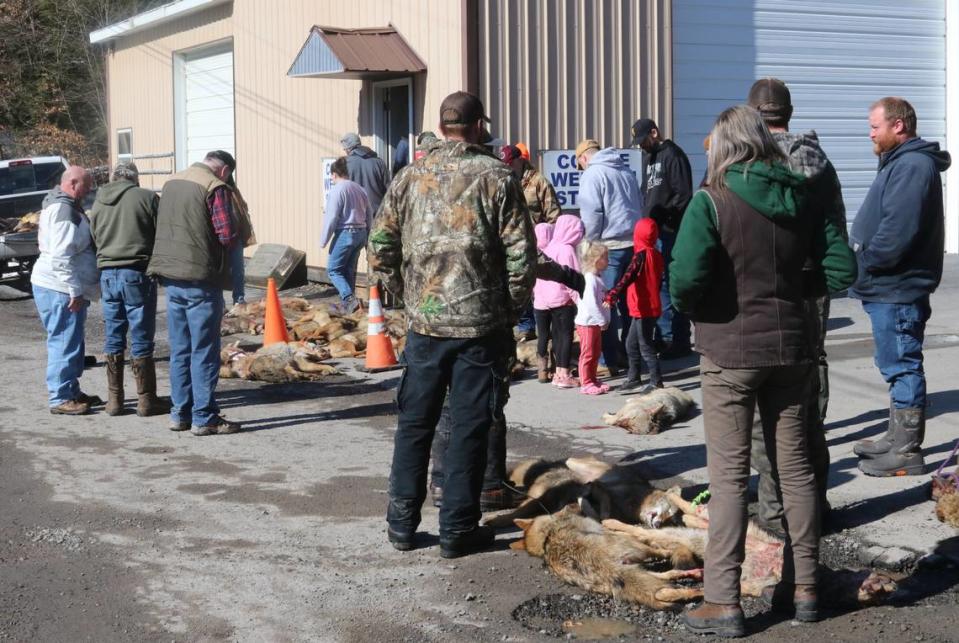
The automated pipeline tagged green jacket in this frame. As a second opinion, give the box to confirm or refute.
[89,180,159,270]
[368,140,536,338]
[670,161,856,315]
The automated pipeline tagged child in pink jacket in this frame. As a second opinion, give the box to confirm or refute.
[533,214,583,388]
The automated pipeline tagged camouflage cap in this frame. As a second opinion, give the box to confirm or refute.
[112,161,139,182]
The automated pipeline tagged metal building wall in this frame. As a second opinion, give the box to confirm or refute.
[474,0,671,156]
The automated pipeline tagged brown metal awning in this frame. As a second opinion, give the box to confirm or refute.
[287,25,426,80]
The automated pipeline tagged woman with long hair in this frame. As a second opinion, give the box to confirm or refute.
[670,105,856,637]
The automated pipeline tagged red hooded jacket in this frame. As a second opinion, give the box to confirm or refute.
[605,218,664,318]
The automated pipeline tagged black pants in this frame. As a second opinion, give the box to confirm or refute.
[431,330,514,494]
[388,331,506,538]
[625,316,662,385]
[534,305,576,369]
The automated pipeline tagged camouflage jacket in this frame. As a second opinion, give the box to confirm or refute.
[368,140,536,338]
[772,130,848,296]
[521,163,562,224]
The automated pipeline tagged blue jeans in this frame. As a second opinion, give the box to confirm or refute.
[515,302,536,333]
[656,231,691,350]
[230,243,246,305]
[328,228,368,301]
[600,246,633,367]
[33,285,87,407]
[163,278,224,426]
[862,296,931,408]
[100,268,157,357]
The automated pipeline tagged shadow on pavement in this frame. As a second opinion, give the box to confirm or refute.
[216,376,400,409]
[829,483,934,531]
[239,401,396,431]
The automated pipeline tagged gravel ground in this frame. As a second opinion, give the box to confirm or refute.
[1,273,958,642]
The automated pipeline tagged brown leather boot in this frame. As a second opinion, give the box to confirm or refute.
[761,582,818,622]
[131,356,171,417]
[536,355,550,383]
[105,353,125,416]
[682,602,745,638]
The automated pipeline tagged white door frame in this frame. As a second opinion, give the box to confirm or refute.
[371,77,414,167]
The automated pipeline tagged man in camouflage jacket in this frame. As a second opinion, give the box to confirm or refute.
[521,161,562,224]
[368,91,536,558]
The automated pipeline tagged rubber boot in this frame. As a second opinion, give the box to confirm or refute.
[853,402,895,458]
[131,356,171,417]
[859,407,926,477]
[536,355,550,383]
[105,353,125,416]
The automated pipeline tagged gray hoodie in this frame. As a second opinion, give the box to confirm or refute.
[578,147,644,245]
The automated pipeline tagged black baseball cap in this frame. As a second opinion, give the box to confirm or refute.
[630,118,657,145]
[440,91,491,125]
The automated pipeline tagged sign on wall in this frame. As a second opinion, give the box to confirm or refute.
[539,149,645,210]
[321,157,336,209]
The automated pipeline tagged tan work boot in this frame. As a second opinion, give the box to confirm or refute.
[131,356,171,417]
[105,353,125,416]
[536,355,550,383]
[50,399,91,415]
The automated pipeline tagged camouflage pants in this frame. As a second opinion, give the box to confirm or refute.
[751,295,831,529]
[431,331,514,491]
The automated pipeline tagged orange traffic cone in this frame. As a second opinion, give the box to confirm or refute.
[263,277,290,346]
[365,284,398,370]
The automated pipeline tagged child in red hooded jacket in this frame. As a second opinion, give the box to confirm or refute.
[603,218,665,394]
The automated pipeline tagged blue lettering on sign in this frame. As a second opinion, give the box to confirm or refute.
[550,172,571,187]
[557,153,578,169]
[568,191,577,206]
[569,173,579,188]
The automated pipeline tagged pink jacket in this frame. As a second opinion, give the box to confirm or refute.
[533,214,583,310]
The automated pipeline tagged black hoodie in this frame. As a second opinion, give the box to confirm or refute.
[642,139,692,232]
[345,145,389,216]
[849,137,951,303]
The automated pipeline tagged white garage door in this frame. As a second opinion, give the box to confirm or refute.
[177,45,235,169]
[672,0,946,224]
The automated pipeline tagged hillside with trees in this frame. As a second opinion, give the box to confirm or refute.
[0,0,164,164]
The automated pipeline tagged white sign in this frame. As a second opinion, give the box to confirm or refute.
[321,157,336,209]
[540,149,644,210]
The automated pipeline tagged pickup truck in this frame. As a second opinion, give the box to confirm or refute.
[0,156,69,288]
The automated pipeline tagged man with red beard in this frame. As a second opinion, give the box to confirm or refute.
[850,97,951,476]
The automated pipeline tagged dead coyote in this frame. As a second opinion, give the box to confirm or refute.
[219,341,338,382]
[484,457,681,530]
[602,386,695,435]
[511,506,704,610]
[604,492,899,607]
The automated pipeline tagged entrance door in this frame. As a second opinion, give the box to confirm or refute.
[372,79,413,176]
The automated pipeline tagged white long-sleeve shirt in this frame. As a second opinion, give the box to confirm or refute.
[574,272,610,327]
[30,187,99,300]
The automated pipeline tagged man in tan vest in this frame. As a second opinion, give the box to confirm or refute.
[148,150,240,436]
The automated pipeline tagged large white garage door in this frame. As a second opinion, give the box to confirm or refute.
[176,44,235,169]
[672,0,946,224]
